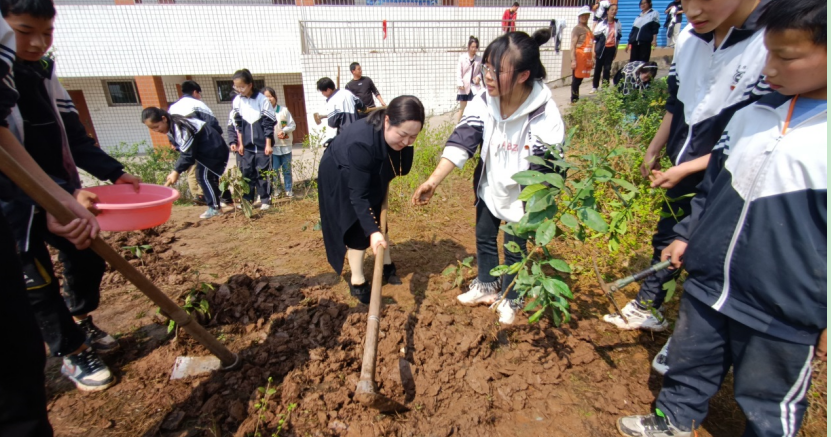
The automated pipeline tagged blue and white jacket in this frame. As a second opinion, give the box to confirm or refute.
[227,91,276,153]
[169,95,223,137]
[665,0,771,194]
[627,8,660,44]
[675,93,827,345]
[168,118,229,175]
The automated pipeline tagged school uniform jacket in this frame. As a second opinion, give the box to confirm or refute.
[227,92,276,153]
[168,118,229,175]
[665,0,771,194]
[169,95,223,136]
[675,93,827,345]
[627,9,660,44]
[0,20,21,202]
[326,89,364,133]
[593,18,622,58]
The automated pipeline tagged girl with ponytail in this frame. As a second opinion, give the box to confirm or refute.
[142,107,230,219]
[456,35,482,123]
[413,29,566,325]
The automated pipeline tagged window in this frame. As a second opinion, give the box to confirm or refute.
[215,79,266,102]
[103,80,139,106]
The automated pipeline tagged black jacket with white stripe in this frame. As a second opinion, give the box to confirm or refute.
[674,93,827,345]
[168,118,229,175]
[169,95,223,137]
[227,91,276,153]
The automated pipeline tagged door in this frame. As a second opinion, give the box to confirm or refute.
[283,84,309,145]
[66,90,99,146]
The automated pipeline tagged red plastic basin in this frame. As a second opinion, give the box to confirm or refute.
[83,183,180,232]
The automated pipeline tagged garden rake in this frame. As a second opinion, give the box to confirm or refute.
[592,254,672,324]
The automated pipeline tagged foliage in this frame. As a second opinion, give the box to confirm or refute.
[251,376,297,437]
[442,256,475,289]
[290,128,328,200]
[122,244,152,266]
[220,166,254,219]
[106,141,183,193]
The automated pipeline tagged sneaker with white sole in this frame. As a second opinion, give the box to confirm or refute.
[602,300,668,331]
[457,278,500,305]
[490,298,520,325]
[220,201,231,208]
[589,88,598,94]
[61,348,116,392]
[652,338,671,375]
[76,316,119,353]
[285,191,294,198]
[199,207,222,219]
[617,412,691,437]
[260,204,271,210]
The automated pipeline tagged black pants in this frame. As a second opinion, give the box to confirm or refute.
[571,73,583,103]
[592,47,616,89]
[22,210,105,356]
[629,42,652,63]
[0,213,54,437]
[634,189,692,309]
[195,159,229,209]
[657,294,815,436]
[239,150,272,205]
[475,201,527,300]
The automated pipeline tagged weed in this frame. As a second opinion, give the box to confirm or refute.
[122,244,152,266]
[442,256,475,289]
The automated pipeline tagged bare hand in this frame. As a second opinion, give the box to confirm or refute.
[625,44,631,54]
[640,149,661,178]
[650,166,687,189]
[412,181,437,206]
[570,60,577,70]
[115,173,141,192]
[473,77,481,85]
[75,189,101,216]
[458,86,465,92]
[277,131,286,140]
[165,171,179,187]
[230,144,238,153]
[370,231,387,256]
[817,329,827,362]
[47,215,96,250]
[265,145,273,156]
[661,240,687,270]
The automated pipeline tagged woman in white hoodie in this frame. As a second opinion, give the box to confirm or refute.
[456,36,482,123]
[413,29,565,324]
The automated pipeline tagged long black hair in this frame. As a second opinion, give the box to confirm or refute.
[366,95,425,131]
[483,28,551,94]
[232,68,260,97]
[261,86,278,102]
[141,107,195,136]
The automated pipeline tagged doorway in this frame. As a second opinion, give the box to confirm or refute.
[283,84,309,145]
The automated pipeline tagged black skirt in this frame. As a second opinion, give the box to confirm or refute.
[456,91,474,102]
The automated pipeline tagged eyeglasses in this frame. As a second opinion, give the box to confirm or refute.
[481,65,513,77]
[233,84,250,92]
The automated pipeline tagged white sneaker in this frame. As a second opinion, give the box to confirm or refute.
[602,300,668,331]
[617,413,691,437]
[490,298,519,325]
[220,201,230,208]
[589,88,597,94]
[285,191,294,198]
[199,207,222,219]
[651,338,670,375]
[456,278,500,305]
[260,204,271,210]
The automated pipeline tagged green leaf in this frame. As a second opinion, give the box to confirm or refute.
[526,190,554,213]
[560,213,579,230]
[548,259,571,273]
[593,166,614,182]
[267,388,277,395]
[543,173,565,189]
[552,277,573,299]
[461,256,474,267]
[531,261,542,276]
[527,204,558,225]
[611,178,638,192]
[525,155,550,167]
[577,208,608,233]
[511,170,548,185]
[508,261,524,275]
[167,319,176,334]
[524,298,541,311]
[662,279,677,302]
[313,220,322,231]
[442,265,457,276]
[667,192,696,202]
[528,308,545,324]
[504,241,522,253]
[535,221,556,246]
[500,224,517,236]
[550,307,562,326]
[490,265,510,277]
[518,183,547,201]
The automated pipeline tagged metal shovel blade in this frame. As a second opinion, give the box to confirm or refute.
[592,254,629,324]
[355,380,409,413]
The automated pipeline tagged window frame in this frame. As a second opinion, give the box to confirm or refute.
[102,80,140,107]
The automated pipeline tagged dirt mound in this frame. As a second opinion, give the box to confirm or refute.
[99,225,191,287]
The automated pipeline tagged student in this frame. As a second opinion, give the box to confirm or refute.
[261,87,296,198]
[141,107,228,219]
[591,0,611,28]
[412,29,565,325]
[663,0,683,48]
[590,3,621,94]
[168,80,231,207]
[1,0,144,393]
[618,1,826,435]
[455,36,482,123]
[501,2,518,33]
[227,69,276,210]
[318,96,423,304]
[626,0,660,63]
[613,61,658,96]
[570,6,594,103]
[345,62,385,113]
[602,0,772,337]
[316,77,364,145]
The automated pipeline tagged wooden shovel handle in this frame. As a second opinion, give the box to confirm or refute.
[358,198,388,383]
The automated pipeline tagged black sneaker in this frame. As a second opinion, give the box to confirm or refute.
[193,195,207,206]
[77,316,119,353]
[382,263,402,285]
[617,413,691,437]
[61,348,116,392]
[349,282,371,305]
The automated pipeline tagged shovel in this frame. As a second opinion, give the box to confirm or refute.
[592,254,672,324]
[354,203,408,413]
[0,145,240,374]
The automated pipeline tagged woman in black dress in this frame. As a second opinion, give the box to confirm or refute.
[318,95,424,304]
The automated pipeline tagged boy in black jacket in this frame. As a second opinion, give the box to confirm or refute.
[0,0,141,392]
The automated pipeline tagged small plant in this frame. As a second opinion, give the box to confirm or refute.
[220,166,254,218]
[123,244,152,266]
[252,376,277,437]
[167,286,212,336]
[300,218,321,232]
[272,402,297,437]
[442,256,475,289]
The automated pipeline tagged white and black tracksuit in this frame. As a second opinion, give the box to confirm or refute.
[656,93,826,436]
[322,88,364,145]
[635,2,771,309]
[627,8,660,62]
[169,118,229,210]
[227,92,276,205]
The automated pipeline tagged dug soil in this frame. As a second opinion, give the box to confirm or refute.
[44,189,826,437]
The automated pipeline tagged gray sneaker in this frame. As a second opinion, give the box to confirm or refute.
[76,316,119,353]
[61,348,116,392]
[617,413,691,437]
